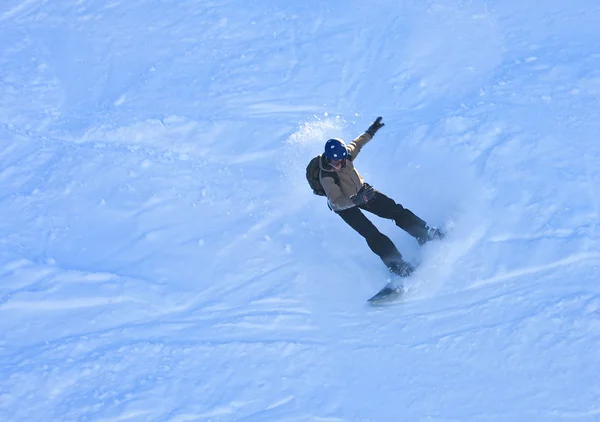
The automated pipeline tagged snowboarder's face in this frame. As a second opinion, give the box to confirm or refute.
[330,159,345,170]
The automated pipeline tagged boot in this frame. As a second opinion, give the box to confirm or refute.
[389,260,415,277]
[417,226,445,245]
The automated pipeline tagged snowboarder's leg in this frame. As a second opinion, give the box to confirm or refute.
[360,190,427,238]
[360,189,443,245]
[336,207,408,273]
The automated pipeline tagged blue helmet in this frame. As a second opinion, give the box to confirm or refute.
[324,138,348,161]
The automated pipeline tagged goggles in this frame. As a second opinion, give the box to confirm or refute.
[329,158,345,167]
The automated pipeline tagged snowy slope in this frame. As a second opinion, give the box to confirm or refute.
[1,0,600,421]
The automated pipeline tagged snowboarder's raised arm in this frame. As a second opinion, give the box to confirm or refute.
[347,117,385,161]
[346,132,371,161]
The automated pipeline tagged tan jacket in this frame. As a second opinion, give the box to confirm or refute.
[319,132,372,211]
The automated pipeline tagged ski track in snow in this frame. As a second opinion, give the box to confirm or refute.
[0,0,45,22]
[1,0,600,421]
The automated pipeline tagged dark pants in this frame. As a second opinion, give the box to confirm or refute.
[335,190,428,269]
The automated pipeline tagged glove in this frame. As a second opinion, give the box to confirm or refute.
[350,184,376,206]
[366,116,384,137]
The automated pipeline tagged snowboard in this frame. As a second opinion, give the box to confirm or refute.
[367,282,404,302]
[366,225,449,303]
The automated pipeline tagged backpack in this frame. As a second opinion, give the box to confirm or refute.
[306,155,339,196]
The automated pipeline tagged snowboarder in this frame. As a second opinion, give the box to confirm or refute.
[318,116,443,277]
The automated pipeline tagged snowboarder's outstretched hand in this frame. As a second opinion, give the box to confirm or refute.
[350,184,375,206]
[366,116,384,137]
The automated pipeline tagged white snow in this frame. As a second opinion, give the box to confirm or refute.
[1,0,600,421]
